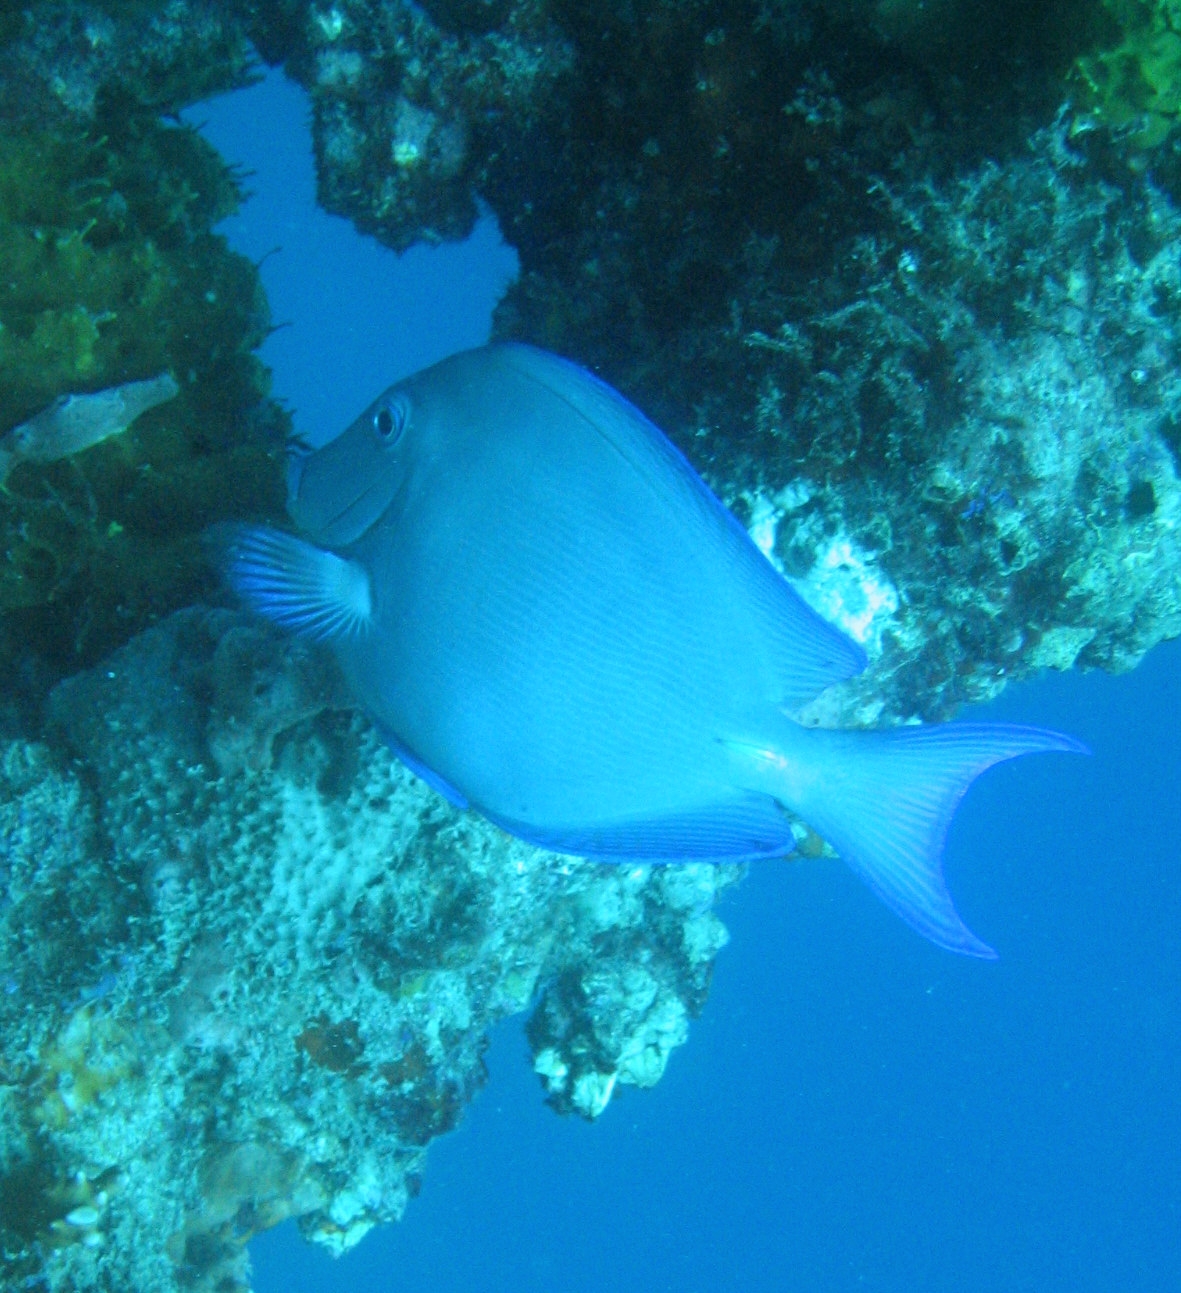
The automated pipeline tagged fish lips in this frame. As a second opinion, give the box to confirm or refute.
[290,475,396,547]
[288,448,404,547]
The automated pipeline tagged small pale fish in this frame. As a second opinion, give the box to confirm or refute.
[220,344,1086,957]
[0,371,179,487]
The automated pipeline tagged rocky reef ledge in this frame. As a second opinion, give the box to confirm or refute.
[0,607,737,1291]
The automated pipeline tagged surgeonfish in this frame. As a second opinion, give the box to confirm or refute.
[0,371,179,487]
[221,343,1084,957]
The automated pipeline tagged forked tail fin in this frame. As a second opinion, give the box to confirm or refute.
[737,721,1088,957]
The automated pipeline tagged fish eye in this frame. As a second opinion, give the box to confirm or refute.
[373,393,409,444]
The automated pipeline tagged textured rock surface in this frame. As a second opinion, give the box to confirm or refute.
[0,1,252,123]
[0,608,738,1291]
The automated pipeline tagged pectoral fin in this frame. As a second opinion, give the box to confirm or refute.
[213,523,372,640]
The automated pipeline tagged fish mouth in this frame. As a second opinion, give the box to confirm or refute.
[292,471,395,547]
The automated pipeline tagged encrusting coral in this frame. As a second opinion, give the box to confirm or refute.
[0,609,738,1290]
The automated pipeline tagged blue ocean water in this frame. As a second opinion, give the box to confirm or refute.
[194,71,1179,1293]
[184,73,517,444]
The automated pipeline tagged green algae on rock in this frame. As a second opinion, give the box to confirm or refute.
[1071,0,1181,149]
[0,113,287,681]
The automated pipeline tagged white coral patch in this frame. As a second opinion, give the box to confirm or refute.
[802,537,899,650]
[745,482,813,558]
[742,487,897,654]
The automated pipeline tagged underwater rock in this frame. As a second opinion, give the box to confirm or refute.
[0,607,741,1290]
[632,125,1181,723]
[0,2,254,124]
[6,4,1181,1287]
[251,0,575,251]
[0,36,287,688]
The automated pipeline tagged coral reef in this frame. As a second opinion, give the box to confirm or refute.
[0,1,253,122]
[6,4,1176,724]
[0,608,739,1290]
[585,121,1181,725]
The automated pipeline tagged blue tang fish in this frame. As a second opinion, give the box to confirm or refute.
[222,343,1083,957]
